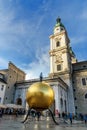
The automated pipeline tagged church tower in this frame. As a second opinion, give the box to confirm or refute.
[49,18,75,113]
[49,17,71,76]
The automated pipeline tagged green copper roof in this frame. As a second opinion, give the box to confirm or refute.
[55,17,65,28]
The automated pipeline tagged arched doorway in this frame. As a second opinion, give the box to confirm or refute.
[16,98,22,105]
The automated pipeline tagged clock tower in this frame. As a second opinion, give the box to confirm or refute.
[49,17,75,113]
[49,17,71,76]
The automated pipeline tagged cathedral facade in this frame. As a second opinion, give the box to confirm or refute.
[0,18,87,115]
[14,18,87,115]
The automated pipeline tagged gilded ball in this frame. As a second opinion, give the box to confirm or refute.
[26,82,54,111]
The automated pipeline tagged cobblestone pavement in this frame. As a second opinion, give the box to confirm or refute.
[0,115,87,130]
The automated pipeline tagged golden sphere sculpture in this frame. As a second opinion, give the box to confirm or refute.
[26,82,54,111]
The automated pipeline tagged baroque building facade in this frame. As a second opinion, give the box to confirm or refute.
[14,77,68,114]
[14,18,87,115]
[0,18,87,115]
[0,73,7,104]
[0,62,26,104]
[72,61,87,114]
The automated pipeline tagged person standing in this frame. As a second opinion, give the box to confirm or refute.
[69,113,73,124]
[37,111,41,121]
[0,108,2,118]
[84,114,87,124]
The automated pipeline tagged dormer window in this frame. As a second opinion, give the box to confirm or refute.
[56,41,60,47]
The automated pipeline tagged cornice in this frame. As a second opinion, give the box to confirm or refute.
[49,30,66,39]
[49,46,69,55]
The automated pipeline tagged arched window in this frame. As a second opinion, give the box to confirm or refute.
[16,98,22,105]
[56,41,60,47]
[85,93,87,99]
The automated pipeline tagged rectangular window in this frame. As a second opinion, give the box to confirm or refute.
[1,85,4,91]
[57,64,61,71]
[75,106,77,109]
[82,78,86,85]
[56,41,60,47]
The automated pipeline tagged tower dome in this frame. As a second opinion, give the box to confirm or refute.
[54,17,65,34]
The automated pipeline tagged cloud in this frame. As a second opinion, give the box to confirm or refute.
[0,0,52,74]
[20,46,50,79]
[1,0,87,78]
[0,0,51,56]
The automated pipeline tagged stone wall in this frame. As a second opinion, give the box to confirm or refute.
[3,62,26,104]
[73,69,87,114]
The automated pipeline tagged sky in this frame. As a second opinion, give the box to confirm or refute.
[0,0,87,79]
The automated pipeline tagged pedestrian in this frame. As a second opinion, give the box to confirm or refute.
[69,113,73,124]
[84,114,87,124]
[0,108,2,118]
[62,111,65,118]
[37,111,41,121]
[16,110,18,117]
[31,109,36,118]
[59,112,60,118]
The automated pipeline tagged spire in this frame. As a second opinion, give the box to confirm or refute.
[56,17,61,24]
[55,17,65,28]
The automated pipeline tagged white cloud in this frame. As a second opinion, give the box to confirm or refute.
[0,1,50,54]
[2,0,87,79]
[25,61,49,80]
[21,46,50,80]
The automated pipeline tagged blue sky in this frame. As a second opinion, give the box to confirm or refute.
[0,0,87,79]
